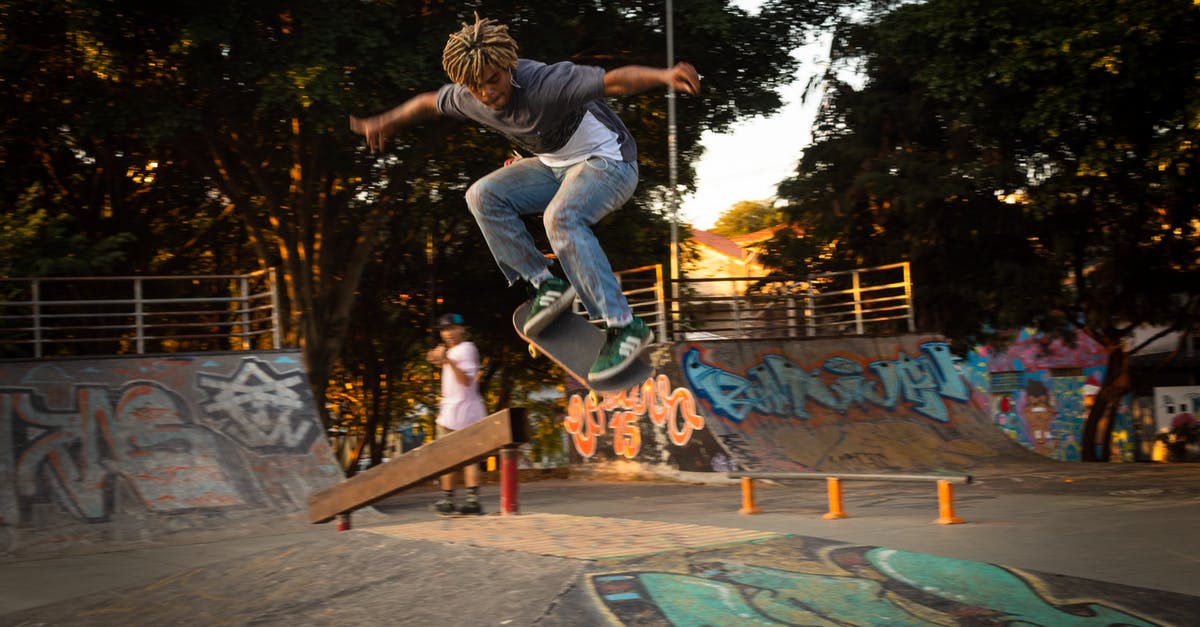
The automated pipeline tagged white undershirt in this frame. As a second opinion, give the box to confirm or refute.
[538,111,623,167]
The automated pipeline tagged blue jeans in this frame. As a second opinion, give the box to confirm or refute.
[465,156,639,326]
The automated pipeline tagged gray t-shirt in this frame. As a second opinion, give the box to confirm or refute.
[435,59,637,163]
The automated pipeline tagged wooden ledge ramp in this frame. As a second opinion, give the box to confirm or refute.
[308,408,528,523]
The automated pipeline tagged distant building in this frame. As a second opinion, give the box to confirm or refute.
[684,224,798,295]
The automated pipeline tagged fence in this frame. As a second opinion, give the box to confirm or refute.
[0,261,913,358]
[0,270,281,358]
[573,264,671,342]
[618,262,913,341]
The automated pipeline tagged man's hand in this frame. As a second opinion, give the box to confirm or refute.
[604,62,702,97]
[348,92,439,154]
[426,344,447,366]
[349,114,390,154]
[668,62,701,96]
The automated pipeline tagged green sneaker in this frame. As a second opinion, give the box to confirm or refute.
[589,318,653,382]
[523,277,576,336]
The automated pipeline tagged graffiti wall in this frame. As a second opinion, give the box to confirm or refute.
[678,336,1037,473]
[962,328,1135,461]
[566,336,1037,476]
[565,370,733,475]
[0,351,341,556]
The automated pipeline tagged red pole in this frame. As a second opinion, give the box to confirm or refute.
[499,446,519,515]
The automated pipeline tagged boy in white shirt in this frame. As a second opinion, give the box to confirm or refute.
[426,313,487,515]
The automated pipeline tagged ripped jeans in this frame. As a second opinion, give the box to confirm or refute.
[465,156,638,326]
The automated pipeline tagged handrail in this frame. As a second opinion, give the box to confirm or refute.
[669,262,914,341]
[0,261,913,357]
[0,269,281,358]
[728,471,970,523]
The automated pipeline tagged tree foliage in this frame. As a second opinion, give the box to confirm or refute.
[710,199,782,237]
[1,0,830,470]
[771,0,1200,460]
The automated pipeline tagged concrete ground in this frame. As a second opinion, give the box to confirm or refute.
[2,463,1198,625]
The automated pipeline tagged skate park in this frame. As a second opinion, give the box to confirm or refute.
[4,0,1199,623]
[2,329,1199,625]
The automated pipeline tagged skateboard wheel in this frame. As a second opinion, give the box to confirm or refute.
[528,344,539,358]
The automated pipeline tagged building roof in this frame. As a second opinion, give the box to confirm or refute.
[689,224,803,267]
[689,228,747,261]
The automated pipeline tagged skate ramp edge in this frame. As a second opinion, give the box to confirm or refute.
[565,334,1043,477]
[0,350,342,558]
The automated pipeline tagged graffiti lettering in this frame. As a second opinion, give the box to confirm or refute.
[197,359,317,452]
[565,375,705,459]
[564,394,606,458]
[683,341,967,424]
[4,383,245,524]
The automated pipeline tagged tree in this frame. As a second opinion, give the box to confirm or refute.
[711,199,782,237]
[771,0,1200,460]
[1,0,840,467]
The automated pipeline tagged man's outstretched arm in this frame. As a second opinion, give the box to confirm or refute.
[349,91,441,153]
[603,62,700,97]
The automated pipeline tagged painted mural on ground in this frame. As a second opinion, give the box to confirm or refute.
[677,336,1037,473]
[962,328,1135,462]
[584,537,1182,626]
[0,351,341,555]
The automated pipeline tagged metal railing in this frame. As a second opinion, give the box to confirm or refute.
[574,264,669,342]
[610,262,913,342]
[667,262,914,341]
[0,270,281,358]
[0,261,912,358]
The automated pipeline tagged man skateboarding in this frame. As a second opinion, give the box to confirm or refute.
[350,13,701,382]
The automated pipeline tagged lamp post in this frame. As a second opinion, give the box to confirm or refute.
[666,0,681,336]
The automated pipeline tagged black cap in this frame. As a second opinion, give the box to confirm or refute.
[437,313,465,328]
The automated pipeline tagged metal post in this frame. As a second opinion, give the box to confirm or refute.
[822,477,849,519]
[787,296,796,338]
[666,0,682,340]
[738,476,762,515]
[31,279,42,359]
[268,268,282,349]
[239,274,250,350]
[903,261,915,332]
[653,264,668,343]
[500,446,520,515]
[806,282,816,337]
[134,278,145,354]
[852,270,864,335]
[936,480,965,524]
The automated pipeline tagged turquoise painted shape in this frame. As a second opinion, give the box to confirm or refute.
[866,548,1155,626]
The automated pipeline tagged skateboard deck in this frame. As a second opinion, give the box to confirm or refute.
[513,301,654,394]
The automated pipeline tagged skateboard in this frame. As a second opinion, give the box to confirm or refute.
[513,301,654,396]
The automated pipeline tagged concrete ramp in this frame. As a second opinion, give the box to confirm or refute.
[0,350,342,557]
[565,335,1041,476]
[678,336,1042,472]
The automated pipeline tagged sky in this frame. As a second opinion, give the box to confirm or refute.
[678,8,833,230]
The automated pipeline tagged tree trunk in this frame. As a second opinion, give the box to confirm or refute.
[1082,344,1130,462]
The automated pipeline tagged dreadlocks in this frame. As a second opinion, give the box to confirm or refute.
[442,13,519,88]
